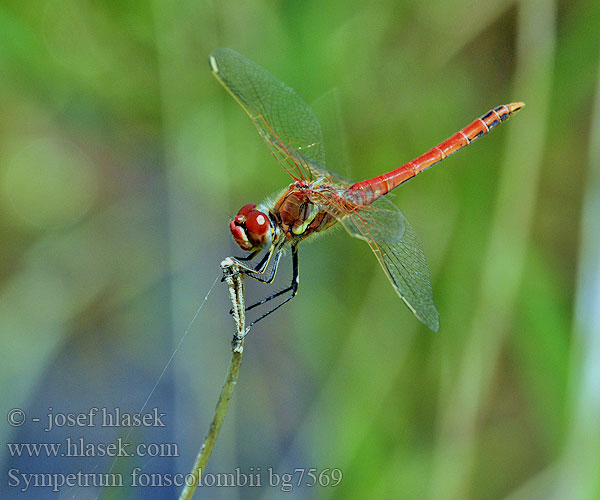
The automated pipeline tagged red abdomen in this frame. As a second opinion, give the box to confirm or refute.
[348,102,524,205]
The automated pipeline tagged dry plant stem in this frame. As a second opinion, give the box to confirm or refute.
[178,258,246,500]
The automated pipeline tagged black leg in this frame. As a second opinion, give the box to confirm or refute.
[243,250,282,284]
[245,285,288,312]
[240,244,299,337]
[222,246,276,283]
[235,249,273,276]
[227,249,283,315]
[234,250,259,262]
[221,250,258,282]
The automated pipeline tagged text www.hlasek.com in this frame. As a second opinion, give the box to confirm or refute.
[6,437,178,458]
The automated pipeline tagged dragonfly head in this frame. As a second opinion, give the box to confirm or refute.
[230,203,273,251]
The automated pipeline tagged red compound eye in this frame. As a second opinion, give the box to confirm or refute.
[245,210,269,236]
[237,203,256,217]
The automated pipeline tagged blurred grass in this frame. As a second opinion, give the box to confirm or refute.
[1,1,599,499]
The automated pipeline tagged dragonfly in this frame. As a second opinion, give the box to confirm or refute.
[210,48,523,337]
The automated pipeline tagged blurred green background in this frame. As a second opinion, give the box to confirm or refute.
[1,0,599,499]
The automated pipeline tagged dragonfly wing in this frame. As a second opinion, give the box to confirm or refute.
[311,89,355,185]
[337,196,439,331]
[210,48,327,181]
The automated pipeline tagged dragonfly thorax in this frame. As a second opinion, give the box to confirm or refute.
[230,203,275,251]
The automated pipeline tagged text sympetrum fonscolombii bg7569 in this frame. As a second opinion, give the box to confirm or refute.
[210,48,523,337]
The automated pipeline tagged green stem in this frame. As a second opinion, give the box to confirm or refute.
[178,260,245,500]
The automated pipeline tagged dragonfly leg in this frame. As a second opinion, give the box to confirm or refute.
[242,247,278,279]
[227,248,283,315]
[234,250,260,262]
[221,247,275,283]
[221,251,258,282]
[239,245,299,338]
[244,250,282,284]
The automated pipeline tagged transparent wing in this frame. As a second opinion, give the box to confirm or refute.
[336,196,439,331]
[210,48,328,181]
[311,88,355,184]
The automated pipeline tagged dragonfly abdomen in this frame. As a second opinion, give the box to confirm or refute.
[348,102,524,205]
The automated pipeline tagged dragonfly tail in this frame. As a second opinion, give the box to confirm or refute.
[348,102,524,204]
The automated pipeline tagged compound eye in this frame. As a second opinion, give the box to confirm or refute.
[246,210,269,236]
[237,203,256,217]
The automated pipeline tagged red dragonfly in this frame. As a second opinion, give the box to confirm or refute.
[210,48,523,336]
